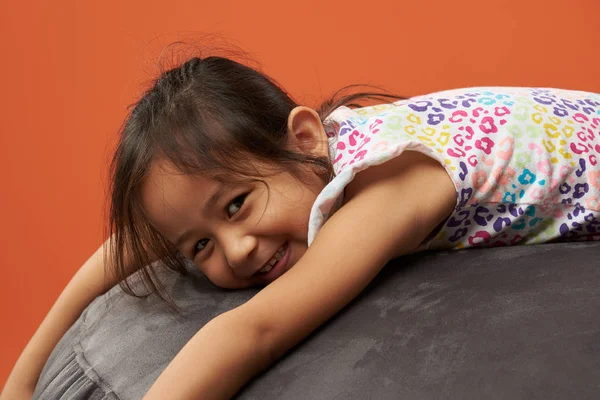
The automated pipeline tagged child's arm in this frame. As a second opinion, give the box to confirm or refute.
[143,151,456,400]
[1,237,132,399]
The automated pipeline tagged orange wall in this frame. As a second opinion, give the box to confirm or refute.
[2,0,599,388]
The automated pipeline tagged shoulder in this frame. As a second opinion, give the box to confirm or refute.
[344,150,456,258]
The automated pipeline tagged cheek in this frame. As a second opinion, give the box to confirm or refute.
[193,258,247,289]
[262,197,311,234]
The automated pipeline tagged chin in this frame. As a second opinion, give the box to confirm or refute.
[214,279,253,290]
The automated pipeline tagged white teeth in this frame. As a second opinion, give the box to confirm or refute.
[259,264,273,273]
[258,245,286,274]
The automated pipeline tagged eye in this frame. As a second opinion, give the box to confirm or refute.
[193,238,210,255]
[227,194,247,218]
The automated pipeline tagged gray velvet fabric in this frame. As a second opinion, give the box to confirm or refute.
[34,242,600,399]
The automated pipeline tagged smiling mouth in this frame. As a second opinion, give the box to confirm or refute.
[256,243,288,275]
[254,242,288,276]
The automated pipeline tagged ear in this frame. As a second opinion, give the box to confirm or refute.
[287,106,329,159]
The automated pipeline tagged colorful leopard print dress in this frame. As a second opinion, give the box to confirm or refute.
[308,87,600,250]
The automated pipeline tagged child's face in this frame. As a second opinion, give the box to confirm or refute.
[140,159,327,289]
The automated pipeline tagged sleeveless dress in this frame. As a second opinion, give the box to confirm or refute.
[308,87,600,249]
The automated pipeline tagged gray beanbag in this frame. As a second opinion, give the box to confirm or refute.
[34,242,600,399]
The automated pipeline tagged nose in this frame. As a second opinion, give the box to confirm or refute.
[222,231,258,273]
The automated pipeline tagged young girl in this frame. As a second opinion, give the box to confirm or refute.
[3,55,600,400]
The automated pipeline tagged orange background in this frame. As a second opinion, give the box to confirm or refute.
[1,0,599,389]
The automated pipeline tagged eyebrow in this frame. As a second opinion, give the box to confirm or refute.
[204,182,229,213]
[174,182,231,249]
